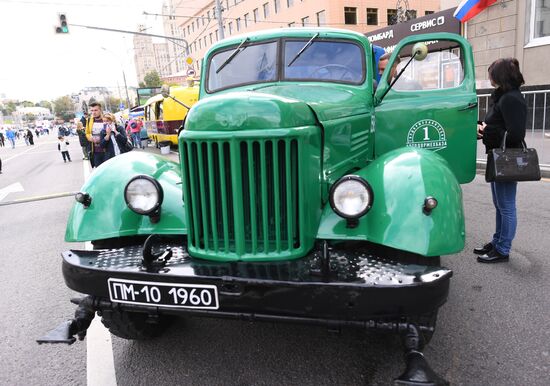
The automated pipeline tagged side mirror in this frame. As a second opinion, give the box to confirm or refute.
[160,84,170,98]
[412,43,428,61]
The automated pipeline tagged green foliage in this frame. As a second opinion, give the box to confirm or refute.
[24,113,36,122]
[104,96,123,112]
[53,95,75,121]
[142,71,162,88]
[21,101,34,108]
[38,100,53,111]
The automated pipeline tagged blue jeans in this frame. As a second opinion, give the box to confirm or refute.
[132,133,141,148]
[490,181,517,255]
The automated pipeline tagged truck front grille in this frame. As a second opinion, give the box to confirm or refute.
[181,138,303,259]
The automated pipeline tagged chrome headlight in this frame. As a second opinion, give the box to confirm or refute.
[124,175,163,215]
[329,175,374,219]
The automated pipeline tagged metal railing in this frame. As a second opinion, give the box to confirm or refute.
[477,89,550,167]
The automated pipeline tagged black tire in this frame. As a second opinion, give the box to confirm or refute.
[100,308,172,340]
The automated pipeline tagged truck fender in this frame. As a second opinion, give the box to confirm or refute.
[65,152,187,242]
[317,147,465,256]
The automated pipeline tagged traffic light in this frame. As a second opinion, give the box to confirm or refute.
[55,14,69,33]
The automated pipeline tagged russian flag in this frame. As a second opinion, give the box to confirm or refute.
[453,0,497,22]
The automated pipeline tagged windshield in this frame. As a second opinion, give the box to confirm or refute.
[284,40,364,84]
[207,41,278,92]
[207,39,365,92]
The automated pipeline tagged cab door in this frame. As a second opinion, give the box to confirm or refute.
[374,33,477,183]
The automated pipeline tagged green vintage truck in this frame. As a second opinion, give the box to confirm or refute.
[40,28,477,385]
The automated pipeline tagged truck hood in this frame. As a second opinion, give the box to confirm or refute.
[185,84,370,131]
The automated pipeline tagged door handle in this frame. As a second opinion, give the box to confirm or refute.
[458,102,478,111]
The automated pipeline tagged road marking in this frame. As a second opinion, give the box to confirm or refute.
[82,160,118,386]
[0,182,24,202]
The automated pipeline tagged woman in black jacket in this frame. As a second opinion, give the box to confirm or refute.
[475,58,526,263]
[100,113,128,162]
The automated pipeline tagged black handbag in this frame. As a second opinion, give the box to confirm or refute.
[485,131,541,182]
[120,138,134,153]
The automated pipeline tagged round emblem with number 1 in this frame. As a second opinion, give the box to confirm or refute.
[406,119,448,152]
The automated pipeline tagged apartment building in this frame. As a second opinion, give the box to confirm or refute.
[179,0,439,74]
[133,24,173,84]
[162,0,187,75]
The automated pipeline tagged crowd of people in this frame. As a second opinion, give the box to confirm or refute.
[0,101,146,171]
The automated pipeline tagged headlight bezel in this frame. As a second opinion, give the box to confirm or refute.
[329,175,374,220]
[124,175,164,216]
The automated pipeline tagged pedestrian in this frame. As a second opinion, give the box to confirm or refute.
[0,130,4,147]
[126,117,142,148]
[26,128,34,145]
[58,136,72,163]
[475,58,526,263]
[85,102,107,168]
[6,127,15,149]
[100,112,128,162]
[0,156,2,173]
[76,121,90,160]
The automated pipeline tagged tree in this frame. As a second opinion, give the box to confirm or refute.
[38,100,53,111]
[21,101,34,108]
[53,96,75,122]
[142,70,162,87]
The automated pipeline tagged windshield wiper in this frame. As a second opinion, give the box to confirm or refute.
[287,33,319,67]
[216,37,250,74]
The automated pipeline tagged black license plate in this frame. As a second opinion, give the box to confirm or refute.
[108,278,219,309]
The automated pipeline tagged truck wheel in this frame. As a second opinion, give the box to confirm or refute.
[100,309,172,340]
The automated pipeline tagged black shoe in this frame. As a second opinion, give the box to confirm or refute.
[473,242,493,255]
[477,248,509,263]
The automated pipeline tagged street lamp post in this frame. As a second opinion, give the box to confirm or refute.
[101,47,132,110]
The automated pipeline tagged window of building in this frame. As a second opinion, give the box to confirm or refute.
[263,3,270,19]
[387,9,397,25]
[228,21,233,35]
[367,8,378,25]
[204,36,208,47]
[215,29,219,40]
[187,25,191,35]
[528,0,550,46]
[425,10,434,15]
[344,7,357,25]
[192,21,195,32]
[236,17,241,31]
[288,22,295,27]
[274,0,280,13]
[408,10,417,19]
[316,10,326,26]
[301,16,309,27]
[253,8,260,23]
[202,14,205,26]
[199,39,202,49]
[210,32,213,44]
[244,13,249,27]
[207,10,211,21]
[287,0,294,8]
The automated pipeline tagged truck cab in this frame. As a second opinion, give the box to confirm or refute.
[43,28,477,385]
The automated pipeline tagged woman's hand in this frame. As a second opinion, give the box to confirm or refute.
[477,122,486,139]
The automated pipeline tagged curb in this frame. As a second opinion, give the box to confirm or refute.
[476,160,550,179]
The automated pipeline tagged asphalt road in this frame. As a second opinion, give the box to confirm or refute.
[0,134,548,385]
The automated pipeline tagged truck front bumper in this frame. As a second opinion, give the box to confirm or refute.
[62,241,452,325]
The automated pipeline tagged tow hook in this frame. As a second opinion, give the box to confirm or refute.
[141,234,173,272]
[36,296,100,345]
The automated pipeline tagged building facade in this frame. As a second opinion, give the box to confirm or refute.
[442,0,550,89]
[133,24,173,84]
[177,0,439,74]
[162,0,187,75]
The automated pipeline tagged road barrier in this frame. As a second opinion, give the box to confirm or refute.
[478,89,550,167]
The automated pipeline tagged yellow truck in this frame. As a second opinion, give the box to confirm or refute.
[144,84,199,146]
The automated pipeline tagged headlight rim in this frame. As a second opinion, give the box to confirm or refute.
[124,175,164,215]
[329,175,374,219]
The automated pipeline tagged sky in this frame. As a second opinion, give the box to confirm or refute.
[0,0,168,102]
